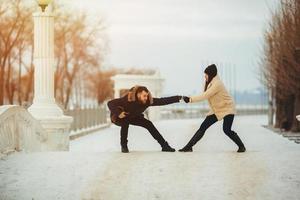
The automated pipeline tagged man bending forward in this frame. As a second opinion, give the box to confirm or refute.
[107,85,185,153]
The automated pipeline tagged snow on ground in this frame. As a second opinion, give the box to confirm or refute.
[1,115,300,200]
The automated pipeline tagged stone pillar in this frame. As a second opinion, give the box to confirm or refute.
[28,9,73,151]
[114,88,120,98]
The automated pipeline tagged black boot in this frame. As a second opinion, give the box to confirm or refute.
[226,131,246,153]
[121,146,129,153]
[237,146,246,153]
[178,136,197,152]
[178,127,207,152]
[178,146,193,152]
[161,142,175,152]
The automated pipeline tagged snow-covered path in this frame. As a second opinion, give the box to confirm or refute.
[1,115,300,200]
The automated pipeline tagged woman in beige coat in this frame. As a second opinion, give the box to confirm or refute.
[179,64,246,153]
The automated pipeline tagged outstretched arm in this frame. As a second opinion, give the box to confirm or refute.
[151,95,182,106]
[190,82,221,103]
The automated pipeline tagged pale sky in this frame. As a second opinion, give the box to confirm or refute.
[61,0,279,95]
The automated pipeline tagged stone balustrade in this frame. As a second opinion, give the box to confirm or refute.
[65,104,108,132]
[0,104,110,156]
[0,105,46,156]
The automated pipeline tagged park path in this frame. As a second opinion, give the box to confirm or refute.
[1,115,300,200]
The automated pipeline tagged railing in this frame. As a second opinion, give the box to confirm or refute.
[0,105,45,156]
[161,104,268,120]
[64,104,109,139]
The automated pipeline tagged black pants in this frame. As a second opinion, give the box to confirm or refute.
[185,114,245,148]
[114,116,166,147]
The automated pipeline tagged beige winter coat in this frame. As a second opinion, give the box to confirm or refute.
[190,75,236,121]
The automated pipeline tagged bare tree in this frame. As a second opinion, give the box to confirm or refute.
[260,0,300,132]
[53,4,108,108]
[0,0,33,105]
[0,0,108,108]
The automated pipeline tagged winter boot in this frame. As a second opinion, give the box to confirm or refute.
[237,146,246,153]
[178,145,193,152]
[161,142,176,152]
[121,146,129,153]
[226,131,246,153]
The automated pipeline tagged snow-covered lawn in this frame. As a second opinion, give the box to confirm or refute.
[1,115,300,200]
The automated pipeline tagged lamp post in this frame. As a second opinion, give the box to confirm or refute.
[28,0,73,151]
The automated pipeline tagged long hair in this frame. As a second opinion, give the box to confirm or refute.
[204,77,214,92]
[204,64,218,91]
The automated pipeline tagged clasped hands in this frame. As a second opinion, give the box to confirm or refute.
[181,96,190,103]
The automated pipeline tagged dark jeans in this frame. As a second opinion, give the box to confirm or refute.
[185,114,245,148]
[114,116,166,147]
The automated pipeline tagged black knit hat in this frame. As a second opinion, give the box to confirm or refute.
[204,64,217,78]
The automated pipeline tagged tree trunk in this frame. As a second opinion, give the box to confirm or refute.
[268,88,274,126]
[24,68,34,102]
[0,56,8,105]
[291,93,300,132]
[0,66,4,105]
[275,98,285,129]
[64,85,72,109]
[285,95,295,131]
[18,47,22,105]
[5,55,13,104]
[24,44,34,103]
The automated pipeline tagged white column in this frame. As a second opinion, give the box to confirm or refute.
[29,12,60,116]
[114,88,120,98]
[28,9,73,151]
